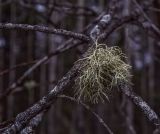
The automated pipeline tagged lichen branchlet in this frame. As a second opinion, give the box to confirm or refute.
[75,42,131,103]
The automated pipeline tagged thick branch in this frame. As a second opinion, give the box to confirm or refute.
[20,113,44,134]
[120,84,160,126]
[20,94,114,134]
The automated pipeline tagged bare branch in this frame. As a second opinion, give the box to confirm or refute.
[2,13,111,134]
[99,13,138,40]
[20,113,44,134]
[90,14,111,41]
[0,23,90,42]
[120,84,160,126]
[131,0,160,37]
[20,94,114,134]
[0,61,36,77]
[0,41,82,100]
[3,11,160,134]
[0,11,108,100]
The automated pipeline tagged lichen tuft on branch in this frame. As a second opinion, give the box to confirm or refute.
[75,42,131,103]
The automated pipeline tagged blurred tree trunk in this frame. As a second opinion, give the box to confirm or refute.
[96,1,105,134]
[140,62,148,134]
[140,2,151,133]
[74,0,86,134]
[47,1,59,132]
[38,32,48,134]
[123,0,136,134]
[7,0,16,119]
[47,35,57,134]
[96,104,105,134]
[27,8,34,106]
[148,37,155,106]
[147,0,157,107]
[0,0,3,122]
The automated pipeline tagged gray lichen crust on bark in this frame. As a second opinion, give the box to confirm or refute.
[90,14,111,41]
[0,23,90,42]
[120,84,160,126]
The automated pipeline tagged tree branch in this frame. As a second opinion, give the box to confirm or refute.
[2,10,160,134]
[131,0,160,37]
[20,113,44,134]
[0,11,108,100]
[0,23,90,42]
[120,84,160,126]
[2,13,111,134]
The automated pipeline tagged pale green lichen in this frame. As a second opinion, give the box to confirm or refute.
[75,42,131,103]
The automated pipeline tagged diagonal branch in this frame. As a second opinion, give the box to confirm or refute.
[0,41,82,100]
[20,94,114,134]
[0,61,36,77]
[120,84,160,126]
[2,14,111,134]
[20,113,44,134]
[0,11,108,100]
[99,13,138,40]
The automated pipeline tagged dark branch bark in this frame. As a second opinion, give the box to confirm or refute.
[0,23,90,42]
[120,84,160,126]
[99,13,138,40]
[20,113,44,134]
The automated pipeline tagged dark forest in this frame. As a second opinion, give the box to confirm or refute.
[0,0,160,134]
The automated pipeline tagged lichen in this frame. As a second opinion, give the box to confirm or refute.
[75,42,131,103]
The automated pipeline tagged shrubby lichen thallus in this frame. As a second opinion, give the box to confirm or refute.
[75,42,132,103]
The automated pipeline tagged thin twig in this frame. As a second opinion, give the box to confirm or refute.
[0,41,83,100]
[59,95,114,134]
[19,1,98,15]
[149,7,160,13]
[0,61,36,77]
[18,1,58,27]
[99,13,138,40]
[131,0,160,37]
